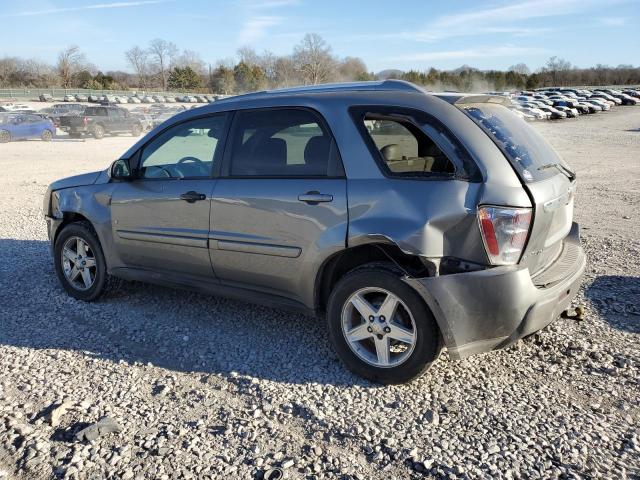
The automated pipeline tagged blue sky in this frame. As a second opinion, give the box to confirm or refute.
[0,0,638,73]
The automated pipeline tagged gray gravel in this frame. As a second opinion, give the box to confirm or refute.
[1,108,639,479]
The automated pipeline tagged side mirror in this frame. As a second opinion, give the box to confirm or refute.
[110,158,133,180]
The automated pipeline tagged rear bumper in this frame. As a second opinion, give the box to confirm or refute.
[405,222,586,359]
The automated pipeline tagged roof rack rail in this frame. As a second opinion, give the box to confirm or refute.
[215,80,425,102]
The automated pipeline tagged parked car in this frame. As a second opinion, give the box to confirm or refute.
[537,105,567,119]
[132,113,154,131]
[0,113,55,142]
[88,95,101,103]
[75,94,88,102]
[0,103,33,112]
[165,96,176,103]
[39,93,53,102]
[58,106,143,139]
[152,95,166,103]
[63,95,75,102]
[622,89,640,99]
[554,106,579,118]
[43,81,586,384]
[586,99,610,111]
[590,92,622,105]
[142,96,155,103]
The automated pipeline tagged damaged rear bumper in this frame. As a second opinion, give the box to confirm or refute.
[405,222,586,359]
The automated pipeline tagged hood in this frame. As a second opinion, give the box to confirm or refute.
[48,170,103,191]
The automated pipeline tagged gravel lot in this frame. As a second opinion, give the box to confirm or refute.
[0,108,639,479]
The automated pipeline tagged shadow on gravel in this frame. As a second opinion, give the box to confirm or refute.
[0,238,369,386]
[585,275,640,333]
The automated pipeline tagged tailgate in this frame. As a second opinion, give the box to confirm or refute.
[520,174,576,275]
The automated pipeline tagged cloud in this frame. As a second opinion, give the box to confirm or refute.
[238,16,284,44]
[390,45,549,63]
[600,17,627,26]
[4,0,173,17]
[393,0,625,42]
[236,0,299,45]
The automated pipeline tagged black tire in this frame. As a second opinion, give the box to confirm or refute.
[53,222,118,301]
[41,129,53,141]
[0,130,10,143]
[92,124,105,139]
[327,263,441,384]
[131,123,142,136]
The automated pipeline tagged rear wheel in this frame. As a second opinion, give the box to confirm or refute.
[54,222,118,301]
[131,124,142,136]
[92,124,105,139]
[41,129,53,141]
[0,130,10,143]
[327,263,440,384]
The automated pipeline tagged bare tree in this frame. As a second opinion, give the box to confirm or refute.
[125,46,150,89]
[148,38,178,90]
[56,46,87,88]
[292,33,336,85]
[176,49,206,75]
[508,63,530,75]
[338,56,369,81]
[543,56,572,86]
[273,56,299,88]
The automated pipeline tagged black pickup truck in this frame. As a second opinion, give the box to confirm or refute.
[59,106,143,139]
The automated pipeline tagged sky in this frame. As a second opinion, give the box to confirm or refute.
[0,0,638,73]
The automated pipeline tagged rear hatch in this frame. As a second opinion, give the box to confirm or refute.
[457,100,576,275]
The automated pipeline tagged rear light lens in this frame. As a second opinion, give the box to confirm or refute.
[478,206,532,265]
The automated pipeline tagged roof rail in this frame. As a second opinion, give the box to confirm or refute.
[215,80,425,102]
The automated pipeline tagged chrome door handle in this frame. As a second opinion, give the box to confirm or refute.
[180,191,206,203]
[298,192,333,204]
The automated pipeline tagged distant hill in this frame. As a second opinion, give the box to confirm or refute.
[376,69,404,79]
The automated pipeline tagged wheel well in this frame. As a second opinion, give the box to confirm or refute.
[315,243,432,314]
[54,212,93,244]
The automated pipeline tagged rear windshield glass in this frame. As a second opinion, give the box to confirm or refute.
[459,103,567,182]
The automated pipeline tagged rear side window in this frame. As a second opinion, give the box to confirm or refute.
[228,108,341,177]
[362,117,454,175]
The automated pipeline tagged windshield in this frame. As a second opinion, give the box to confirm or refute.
[460,103,569,183]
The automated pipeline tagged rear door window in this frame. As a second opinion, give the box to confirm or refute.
[227,108,341,177]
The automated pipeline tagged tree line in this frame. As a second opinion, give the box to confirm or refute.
[1,34,638,93]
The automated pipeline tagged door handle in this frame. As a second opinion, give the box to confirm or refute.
[180,191,206,203]
[298,191,333,204]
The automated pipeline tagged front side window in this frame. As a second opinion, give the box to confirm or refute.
[362,116,455,176]
[229,108,339,177]
[138,114,227,179]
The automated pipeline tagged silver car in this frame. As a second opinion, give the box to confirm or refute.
[43,81,586,384]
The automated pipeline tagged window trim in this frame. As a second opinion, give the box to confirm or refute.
[220,106,346,180]
[349,105,481,182]
[129,112,232,181]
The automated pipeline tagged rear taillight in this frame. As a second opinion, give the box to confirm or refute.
[478,206,532,265]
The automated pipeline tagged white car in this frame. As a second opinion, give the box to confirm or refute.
[63,95,75,102]
[0,103,32,112]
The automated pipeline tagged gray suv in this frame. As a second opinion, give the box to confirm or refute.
[44,81,586,384]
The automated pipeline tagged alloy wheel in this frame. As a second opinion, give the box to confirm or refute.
[61,236,97,291]
[341,287,417,368]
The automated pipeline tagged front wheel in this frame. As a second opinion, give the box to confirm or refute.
[41,129,53,141]
[54,222,116,301]
[327,263,441,384]
[0,130,10,143]
[131,124,142,136]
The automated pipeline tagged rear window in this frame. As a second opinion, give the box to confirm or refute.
[83,107,107,116]
[460,103,568,182]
